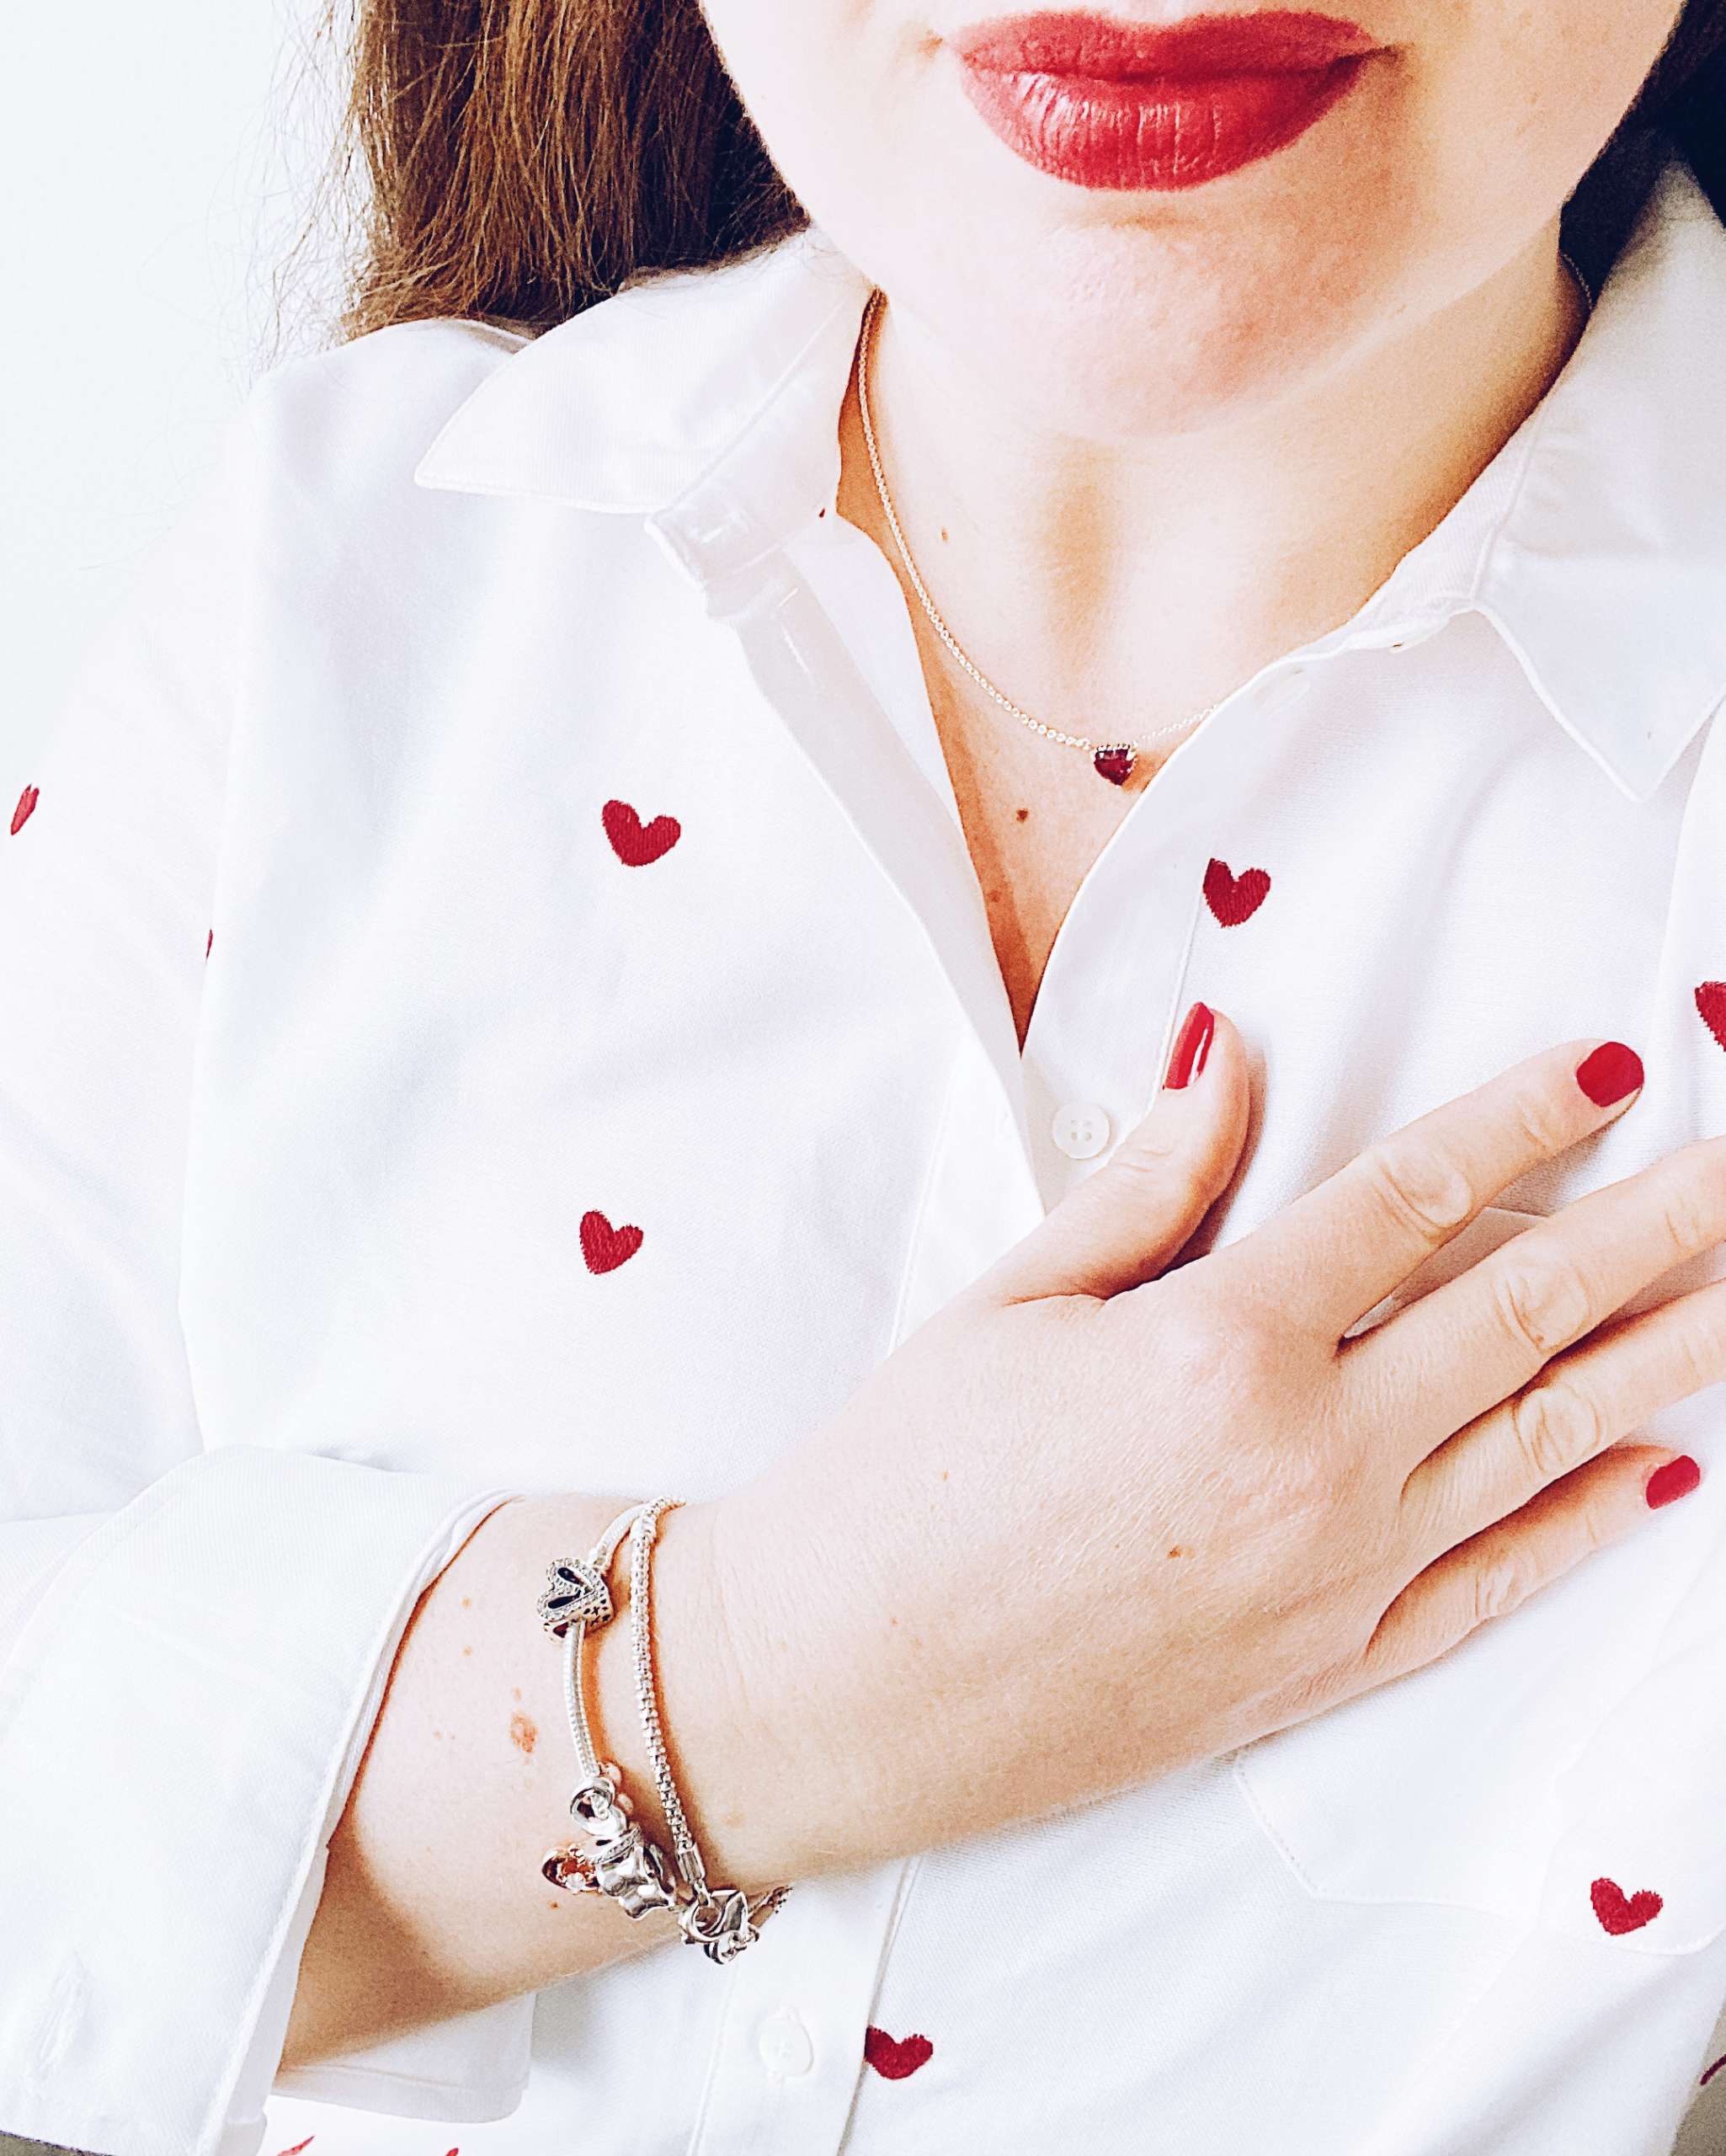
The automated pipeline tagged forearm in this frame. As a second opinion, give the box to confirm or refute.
[279,1485,862,2068]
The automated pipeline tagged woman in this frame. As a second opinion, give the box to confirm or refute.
[3,1,1726,2151]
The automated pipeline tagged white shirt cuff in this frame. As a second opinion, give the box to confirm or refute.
[0,1446,529,2156]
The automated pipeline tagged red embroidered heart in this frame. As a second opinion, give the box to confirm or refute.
[602,798,680,867]
[580,1209,642,1274]
[11,783,38,835]
[864,2025,933,2080]
[1697,982,1726,1053]
[1203,856,1271,927]
[1590,1876,1663,1935]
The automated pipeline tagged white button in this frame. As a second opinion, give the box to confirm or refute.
[1051,1102,1111,1159]
[758,2009,814,2078]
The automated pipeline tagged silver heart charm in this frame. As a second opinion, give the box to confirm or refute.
[536,1555,613,1636]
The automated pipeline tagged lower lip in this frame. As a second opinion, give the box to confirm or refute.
[955,51,1370,191]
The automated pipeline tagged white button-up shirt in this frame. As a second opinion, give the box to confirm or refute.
[4,147,1726,2156]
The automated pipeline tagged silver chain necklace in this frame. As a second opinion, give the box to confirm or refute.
[853,257,1595,789]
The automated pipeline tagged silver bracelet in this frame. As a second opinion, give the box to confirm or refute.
[626,1496,792,1963]
[535,1502,681,1920]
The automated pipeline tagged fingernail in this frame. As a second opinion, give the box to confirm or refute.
[1645,1454,1701,1509]
[1574,1042,1643,1107]
[1164,1001,1215,1091]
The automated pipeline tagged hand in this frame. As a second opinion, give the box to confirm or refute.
[708,1012,1726,1876]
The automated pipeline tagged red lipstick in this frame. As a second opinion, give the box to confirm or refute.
[950,9,1380,192]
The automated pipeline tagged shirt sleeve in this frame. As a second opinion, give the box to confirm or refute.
[0,389,535,2156]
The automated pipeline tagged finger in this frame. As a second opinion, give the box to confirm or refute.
[1355,1440,1697,1691]
[1228,1037,1644,1342]
[978,1002,1251,1307]
[1344,1132,1726,1459]
[1398,1272,1726,1561]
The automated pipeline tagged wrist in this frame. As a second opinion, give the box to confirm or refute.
[588,1494,848,1900]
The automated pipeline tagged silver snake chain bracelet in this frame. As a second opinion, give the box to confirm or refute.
[535,1496,791,1961]
[626,1496,793,1959]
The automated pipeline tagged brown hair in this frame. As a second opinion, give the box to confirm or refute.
[305,0,1726,345]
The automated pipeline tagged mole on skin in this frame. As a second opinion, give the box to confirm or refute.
[509,1711,538,1757]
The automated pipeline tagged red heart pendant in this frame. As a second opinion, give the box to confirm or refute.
[1590,1876,1663,1935]
[1203,856,1271,927]
[580,1209,643,1274]
[864,2025,934,2079]
[602,798,681,867]
[1093,745,1135,786]
[1697,982,1726,1053]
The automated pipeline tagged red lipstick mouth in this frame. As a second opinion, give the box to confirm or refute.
[951,8,1379,77]
[949,8,1383,192]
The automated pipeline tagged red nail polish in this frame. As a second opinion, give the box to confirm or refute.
[1574,1042,1643,1107]
[1164,1001,1215,1091]
[1645,1455,1701,1509]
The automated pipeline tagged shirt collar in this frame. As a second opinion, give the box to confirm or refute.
[415,158,1726,804]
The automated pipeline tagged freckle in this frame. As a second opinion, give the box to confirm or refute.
[462,1645,472,1655]
[940,1469,950,1481]
[510,1711,538,1756]
[1016,808,1030,822]
[548,1899,562,1910]
[940,526,949,542]
[1166,1545,1188,1558]
[461,1597,471,1608]
[433,1728,443,1738]
[513,1687,522,1700]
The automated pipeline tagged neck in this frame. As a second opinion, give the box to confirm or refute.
[836,222,1588,782]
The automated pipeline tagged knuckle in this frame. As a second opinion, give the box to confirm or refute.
[1506,1083,1574,1163]
[1110,1133,1208,1209]
[1574,1499,1616,1562]
[1509,1375,1606,1484]
[1111,1124,1183,1176]
[1489,1250,1593,1360]
[1655,1174,1715,1265]
[1471,1550,1533,1628]
[1358,1142,1478,1243]
[1659,1305,1723,1401]
[1149,1295,1245,1399]
[1160,1284,1277,1382]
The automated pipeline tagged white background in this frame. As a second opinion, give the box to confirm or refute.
[1,0,332,773]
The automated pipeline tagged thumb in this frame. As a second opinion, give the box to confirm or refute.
[978,1001,1252,1307]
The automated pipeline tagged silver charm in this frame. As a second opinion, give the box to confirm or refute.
[677,1884,761,1964]
[537,1556,613,1637]
[544,1770,681,1919]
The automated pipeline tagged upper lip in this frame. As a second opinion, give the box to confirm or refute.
[948,8,1379,77]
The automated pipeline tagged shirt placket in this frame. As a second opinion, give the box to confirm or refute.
[644,467,1453,2151]
[647,475,1047,1235]
[643,479,1040,2154]
[1021,607,1459,1209]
